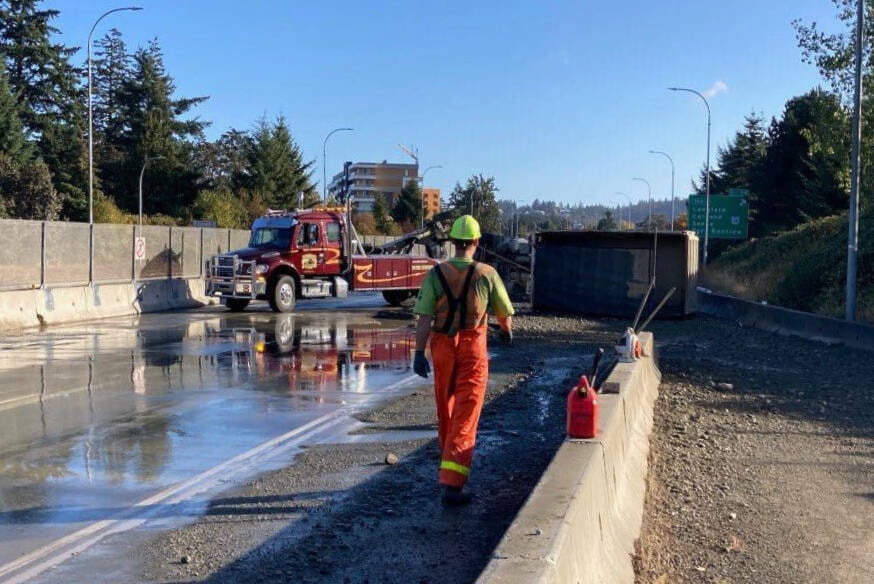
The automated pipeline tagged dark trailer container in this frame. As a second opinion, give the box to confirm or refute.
[532,230,698,319]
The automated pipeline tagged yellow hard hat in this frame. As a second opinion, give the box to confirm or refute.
[449,215,481,240]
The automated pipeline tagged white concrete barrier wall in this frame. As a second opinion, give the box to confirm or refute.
[0,279,219,332]
[478,333,661,584]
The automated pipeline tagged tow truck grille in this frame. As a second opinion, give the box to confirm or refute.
[205,254,256,299]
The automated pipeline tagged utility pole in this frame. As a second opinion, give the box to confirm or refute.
[846,0,864,321]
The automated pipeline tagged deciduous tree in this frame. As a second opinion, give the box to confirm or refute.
[447,174,500,233]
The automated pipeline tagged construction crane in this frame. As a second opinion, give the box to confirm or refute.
[398,143,419,163]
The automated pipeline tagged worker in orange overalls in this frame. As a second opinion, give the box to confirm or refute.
[413,215,514,506]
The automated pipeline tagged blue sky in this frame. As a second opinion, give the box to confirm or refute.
[50,0,841,208]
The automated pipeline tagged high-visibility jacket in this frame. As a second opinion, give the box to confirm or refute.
[431,261,492,337]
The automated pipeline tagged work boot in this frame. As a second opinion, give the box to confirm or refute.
[441,485,472,506]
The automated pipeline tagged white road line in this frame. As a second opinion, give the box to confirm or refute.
[0,374,419,584]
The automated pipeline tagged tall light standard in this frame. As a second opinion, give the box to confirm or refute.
[649,150,675,230]
[322,127,353,202]
[608,201,622,230]
[420,164,442,227]
[138,155,164,235]
[509,199,526,237]
[632,177,652,230]
[614,192,632,230]
[845,0,864,321]
[88,6,142,225]
[669,87,711,261]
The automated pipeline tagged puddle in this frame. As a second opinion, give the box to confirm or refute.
[0,308,425,570]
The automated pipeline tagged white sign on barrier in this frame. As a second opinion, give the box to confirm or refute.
[134,237,146,261]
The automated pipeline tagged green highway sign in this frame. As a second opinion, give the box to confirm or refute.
[687,194,749,239]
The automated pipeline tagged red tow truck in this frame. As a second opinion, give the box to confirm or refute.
[205,207,453,312]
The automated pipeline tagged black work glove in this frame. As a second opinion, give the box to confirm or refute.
[413,351,431,378]
[499,329,513,346]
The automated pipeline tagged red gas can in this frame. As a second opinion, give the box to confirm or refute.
[566,375,598,438]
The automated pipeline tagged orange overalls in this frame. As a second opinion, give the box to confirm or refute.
[429,261,491,488]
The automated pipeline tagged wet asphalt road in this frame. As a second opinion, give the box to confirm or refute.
[0,294,428,583]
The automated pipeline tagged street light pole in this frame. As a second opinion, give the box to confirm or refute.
[322,127,353,202]
[420,165,442,227]
[614,192,632,230]
[607,201,621,230]
[632,177,652,230]
[138,155,164,236]
[649,150,675,230]
[88,6,142,225]
[846,0,864,321]
[510,199,525,237]
[669,87,711,261]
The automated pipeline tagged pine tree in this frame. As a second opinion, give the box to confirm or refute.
[372,193,393,234]
[0,0,80,136]
[711,113,769,236]
[391,180,423,231]
[0,70,31,163]
[108,39,209,217]
[596,209,617,231]
[0,0,87,219]
[91,29,132,139]
[245,115,316,209]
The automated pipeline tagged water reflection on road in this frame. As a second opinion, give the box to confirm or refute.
[0,305,421,570]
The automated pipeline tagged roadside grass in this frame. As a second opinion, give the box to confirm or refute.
[702,207,874,324]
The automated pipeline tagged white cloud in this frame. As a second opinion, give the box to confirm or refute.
[703,80,728,99]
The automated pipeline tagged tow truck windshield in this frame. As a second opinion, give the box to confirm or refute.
[249,227,292,249]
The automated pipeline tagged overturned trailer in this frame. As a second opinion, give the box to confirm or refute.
[532,230,698,319]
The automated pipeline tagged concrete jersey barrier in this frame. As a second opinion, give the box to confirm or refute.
[0,280,218,332]
[698,290,874,352]
[478,332,660,584]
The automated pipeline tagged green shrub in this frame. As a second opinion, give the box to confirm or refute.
[707,208,873,322]
[193,189,248,229]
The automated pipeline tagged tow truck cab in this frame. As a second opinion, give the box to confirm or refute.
[205,208,439,313]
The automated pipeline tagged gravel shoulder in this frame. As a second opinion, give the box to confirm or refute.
[634,318,874,584]
[83,308,873,584]
[133,309,618,584]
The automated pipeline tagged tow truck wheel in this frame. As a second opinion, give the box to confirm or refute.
[382,289,415,307]
[226,298,250,312]
[269,275,297,313]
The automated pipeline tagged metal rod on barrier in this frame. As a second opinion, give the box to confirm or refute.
[40,221,47,289]
[89,223,95,285]
[167,227,173,279]
[199,228,204,278]
[131,224,136,282]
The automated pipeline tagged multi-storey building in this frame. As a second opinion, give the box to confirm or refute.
[328,161,418,213]
[422,188,441,219]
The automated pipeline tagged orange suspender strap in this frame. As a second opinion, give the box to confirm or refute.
[433,262,478,334]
